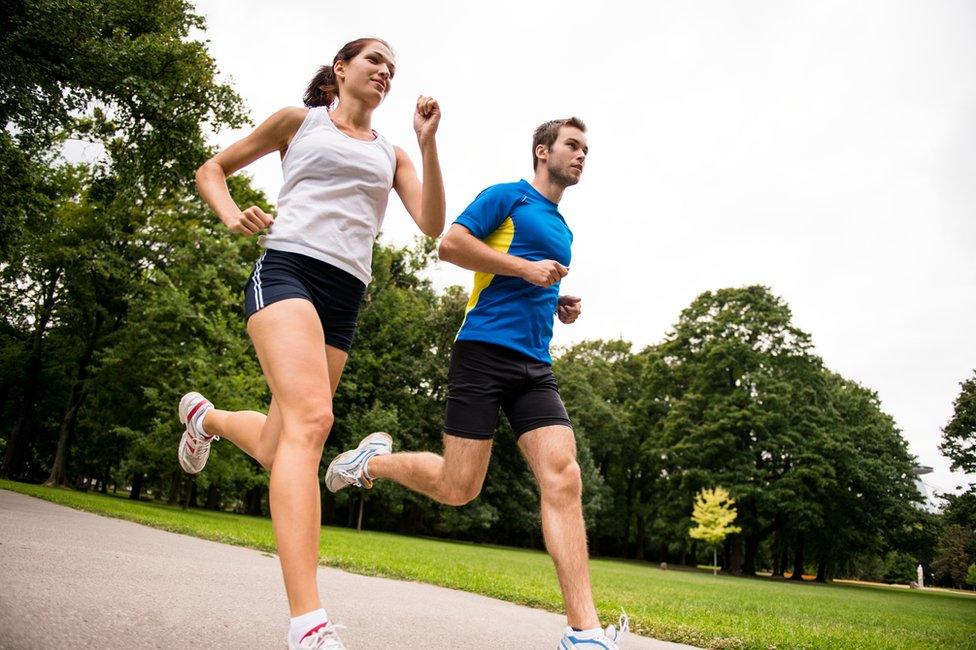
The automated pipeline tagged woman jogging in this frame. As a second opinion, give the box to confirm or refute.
[179,37,444,649]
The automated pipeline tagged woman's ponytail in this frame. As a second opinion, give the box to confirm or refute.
[303,65,338,108]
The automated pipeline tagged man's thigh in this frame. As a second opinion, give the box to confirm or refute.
[440,434,494,492]
[517,425,578,477]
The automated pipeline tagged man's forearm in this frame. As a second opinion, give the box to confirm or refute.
[439,225,566,287]
[439,228,527,278]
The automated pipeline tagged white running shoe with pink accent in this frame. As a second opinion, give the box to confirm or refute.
[177,391,217,474]
[289,621,347,649]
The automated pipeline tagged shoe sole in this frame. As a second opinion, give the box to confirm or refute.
[178,392,208,474]
[325,432,393,493]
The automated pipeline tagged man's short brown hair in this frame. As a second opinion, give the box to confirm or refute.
[532,117,587,169]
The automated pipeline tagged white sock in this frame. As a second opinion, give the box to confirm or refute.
[289,608,329,646]
[191,404,214,440]
[570,626,604,638]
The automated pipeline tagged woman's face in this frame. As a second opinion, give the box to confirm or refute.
[336,41,396,107]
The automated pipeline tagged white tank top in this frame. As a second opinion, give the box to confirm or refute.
[261,106,397,285]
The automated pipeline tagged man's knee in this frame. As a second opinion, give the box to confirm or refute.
[442,479,483,506]
[540,458,582,502]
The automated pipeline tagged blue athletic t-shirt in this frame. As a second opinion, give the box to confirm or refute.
[453,179,573,365]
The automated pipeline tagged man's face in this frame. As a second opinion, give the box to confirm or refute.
[542,126,588,187]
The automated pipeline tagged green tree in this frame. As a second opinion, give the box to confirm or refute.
[0,0,246,480]
[933,524,976,588]
[689,486,742,575]
[806,373,922,583]
[649,286,822,574]
[941,371,976,475]
[1,0,245,187]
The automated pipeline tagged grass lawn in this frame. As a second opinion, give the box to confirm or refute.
[3,480,974,649]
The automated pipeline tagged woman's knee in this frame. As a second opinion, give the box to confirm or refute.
[280,404,335,448]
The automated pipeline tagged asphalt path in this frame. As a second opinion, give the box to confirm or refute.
[0,489,696,649]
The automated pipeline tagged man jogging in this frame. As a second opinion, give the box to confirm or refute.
[326,117,628,649]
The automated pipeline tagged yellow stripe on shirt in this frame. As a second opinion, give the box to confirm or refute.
[457,216,516,336]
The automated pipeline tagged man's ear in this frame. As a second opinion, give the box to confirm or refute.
[535,143,549,165]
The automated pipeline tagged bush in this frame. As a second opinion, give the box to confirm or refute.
[843,553,886,582]
[883,552,918,585]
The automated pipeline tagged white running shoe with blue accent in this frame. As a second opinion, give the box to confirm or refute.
[177,391,217,475]
[324,432,393,493]
[558,610,629,649]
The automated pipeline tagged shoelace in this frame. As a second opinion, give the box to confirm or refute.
[337,449,379,488]
[605,609,629,642]
[339,469,373,489]
[299,622,347,649]
[189,435,214,457]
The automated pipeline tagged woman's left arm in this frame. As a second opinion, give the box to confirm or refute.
[393,95,445,238]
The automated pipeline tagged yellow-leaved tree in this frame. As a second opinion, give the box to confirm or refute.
[689,487,742,576]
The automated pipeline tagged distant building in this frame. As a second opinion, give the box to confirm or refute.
[913,465,940,513]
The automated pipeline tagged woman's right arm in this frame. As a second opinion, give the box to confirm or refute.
[196,107,308,235]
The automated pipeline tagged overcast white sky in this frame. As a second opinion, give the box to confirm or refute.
[190,0,976,497]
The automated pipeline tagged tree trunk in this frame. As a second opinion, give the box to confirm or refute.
[728,534,744,575]
[634,513,646,560]
[167,473,182,505]
[248,485,265,516]
[816,556,829,583]
[205,484,220,510]
[356,493,364,531]
[43,374,89,486]
[44,310,101,487]
[397,499,409,532]
[771,529,784,577]
[790,534,806,581]
[622,473,636,557]
[183,477,197,509]
[1,268,62,478]
[713,547,718,576]
[743,533,761,576]
[320,487,334,524]
[129,472,144,500]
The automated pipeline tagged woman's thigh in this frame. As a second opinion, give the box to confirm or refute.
[247,298,333,423]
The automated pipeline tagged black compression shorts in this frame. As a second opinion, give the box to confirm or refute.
[444,340,573,439]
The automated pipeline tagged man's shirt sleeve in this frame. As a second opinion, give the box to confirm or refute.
[454,184,514,239]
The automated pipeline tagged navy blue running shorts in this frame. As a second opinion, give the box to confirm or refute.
[244,248,366,352]
[444,340,573,439]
